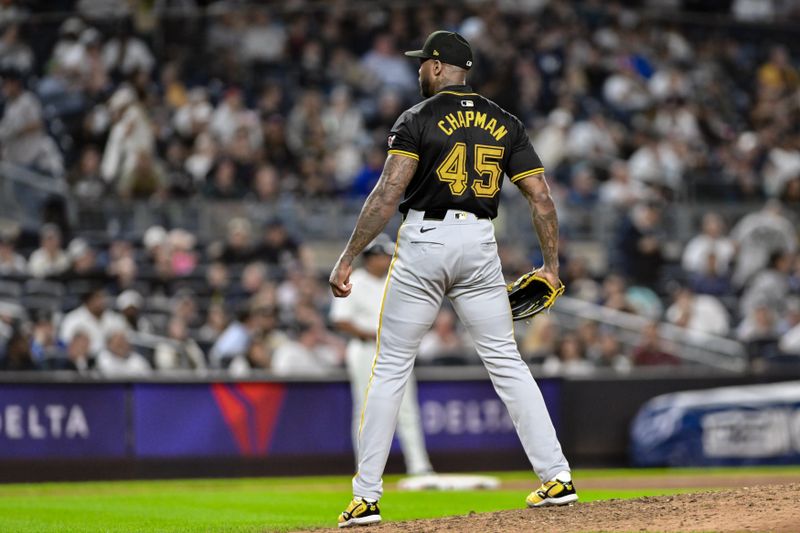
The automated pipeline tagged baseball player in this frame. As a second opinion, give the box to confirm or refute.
[330,31,576,528]
[329,234,434,477]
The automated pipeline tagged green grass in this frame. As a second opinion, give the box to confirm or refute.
[0,466,798,533]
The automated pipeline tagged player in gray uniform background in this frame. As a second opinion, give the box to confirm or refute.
[329,234,434,478]
[330,30,577,528]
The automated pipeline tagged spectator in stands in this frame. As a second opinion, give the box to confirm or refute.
[101,23,154,79]
[599,274,637,314]
[682,213,735,278]
[665,286,730,337]
[780,309,800,355]
[360,34,417,95]
[68,145,106,201]
[64,329,93,372]
[101,86,156,192]
[577,320,603,362]
[612,202,666,287]
[730,200,798,288]
[213,217,253,265]
[595,334,632,373]
[250,163,281,202]
[95,328,152,377]
[59,287,126,354]
[349,146,386,198]
[271,319,343,376]
[116,290,153,334]
[741,250,795,317]
[154,316,206,371]
[0,67,63,175]
[737,302,780,344]
[66,238,101,277]
[0,327,38,370]
[30,310,63,365]
[28,224,70,278]
[205,261,230,306]
[168,229,197,276]
[520,314,560,362]
[197,302,228,344]
[254,218,310,273]
[173,88,213,141]
[0,22,33,74]
[631,322,681,366]
[230,261,268,307]
[543,337,594,376]
[0,231,26,276]
[418,309,470,365]
[209,306,261,368]
[598,159,648,209]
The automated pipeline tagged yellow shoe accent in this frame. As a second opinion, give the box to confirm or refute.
[526,479,578,507]
[338,497,382,528]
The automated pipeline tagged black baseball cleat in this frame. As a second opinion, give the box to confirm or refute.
[338,497,381,528]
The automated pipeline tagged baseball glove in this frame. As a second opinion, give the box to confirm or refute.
[507,270,565,321]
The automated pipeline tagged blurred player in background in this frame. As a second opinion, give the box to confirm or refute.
[330,234,434,478]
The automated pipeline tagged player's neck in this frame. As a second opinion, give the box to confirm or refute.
[434,77,468,94]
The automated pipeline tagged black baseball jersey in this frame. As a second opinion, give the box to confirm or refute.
[387,84,544,219]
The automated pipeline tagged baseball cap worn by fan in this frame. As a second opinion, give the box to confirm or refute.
[363,233,395,257]
[404,31,473,70]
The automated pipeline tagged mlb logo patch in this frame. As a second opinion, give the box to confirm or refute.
[460,100,474,108]
[387,134,395,148]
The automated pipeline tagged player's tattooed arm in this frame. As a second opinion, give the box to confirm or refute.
[330,154,417,297]
[516,173,561,284]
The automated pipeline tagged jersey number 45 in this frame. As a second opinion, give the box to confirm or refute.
[436,143,505,198]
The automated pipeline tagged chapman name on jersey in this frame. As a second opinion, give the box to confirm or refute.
[436,110,509,141]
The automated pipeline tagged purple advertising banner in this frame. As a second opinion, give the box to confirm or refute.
[0,384,127,459]
[133,379,561,458]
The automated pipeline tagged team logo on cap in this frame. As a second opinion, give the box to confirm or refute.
[466,60,472,67]
[433,50,440,56]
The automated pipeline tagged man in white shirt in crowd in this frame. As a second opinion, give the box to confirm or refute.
[270,318,342,377]
[28,224,70,278]
[59,287,127,354]
[329,234,433,476]
[95,328,152,377]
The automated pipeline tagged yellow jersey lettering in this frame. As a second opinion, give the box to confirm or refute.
[485,118,497,136]
[456,111,467,128]
[445,113,459,131]
[492,125,508,141]
[465,110,475,127]
[474,112,487,128]
[438,120,453,135]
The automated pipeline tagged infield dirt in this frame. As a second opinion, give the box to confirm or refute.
[299,478,800,532]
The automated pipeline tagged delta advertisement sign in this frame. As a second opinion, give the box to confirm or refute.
[0,379,561,459]
[0,385,127,458]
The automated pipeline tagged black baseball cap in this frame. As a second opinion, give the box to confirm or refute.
[404,31,473,70]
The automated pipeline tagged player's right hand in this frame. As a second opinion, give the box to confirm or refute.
[329,259,353,298]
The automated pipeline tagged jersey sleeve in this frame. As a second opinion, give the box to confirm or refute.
[506,120,544,184]
[387,109,421,161]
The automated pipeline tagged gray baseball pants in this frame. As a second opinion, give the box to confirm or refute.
[353,209,570,500]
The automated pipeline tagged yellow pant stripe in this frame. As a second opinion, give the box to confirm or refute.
[388,149,419,161]
[510,167,545,183]
[356,225,403,452]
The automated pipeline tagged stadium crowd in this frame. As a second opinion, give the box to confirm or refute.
[0,0,799,375]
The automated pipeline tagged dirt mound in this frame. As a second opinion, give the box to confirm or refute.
[309,483,800,533]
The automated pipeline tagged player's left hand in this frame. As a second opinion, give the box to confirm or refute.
[537,266,561,289]
[329,259,353,298]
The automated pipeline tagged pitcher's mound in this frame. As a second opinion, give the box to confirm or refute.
[367,482,800,532]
